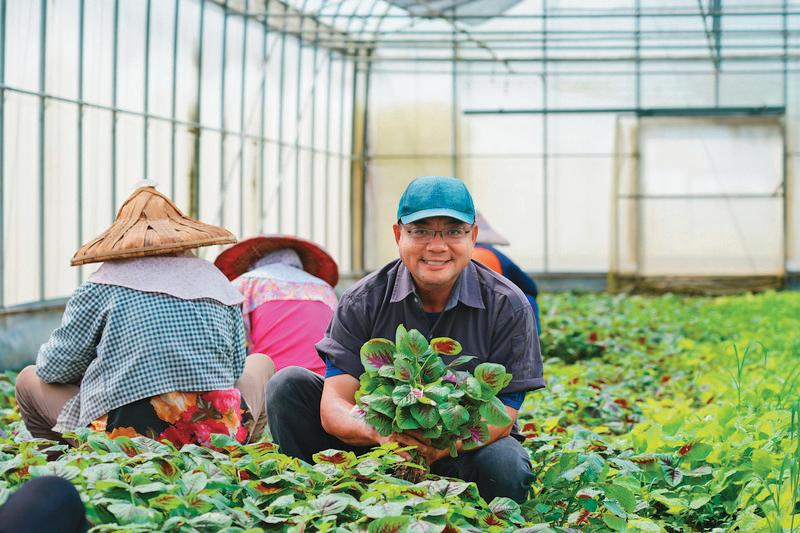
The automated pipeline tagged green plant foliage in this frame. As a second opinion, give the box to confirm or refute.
[354,325,513,464]
[1,292,800,531]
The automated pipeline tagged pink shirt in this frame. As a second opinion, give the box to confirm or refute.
[248,300,332,375]
[233,263,338,376]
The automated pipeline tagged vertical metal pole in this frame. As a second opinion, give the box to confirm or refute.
[38,0,47,300]
[143,0,151,181]
[192,0,205,218]
[338,57,346,267]
[111,0,119,219]
[276,21,286,233]
[450,10,457,176]
[711,0,721,106]
[541,0,548,273]
[635,0,640,111]
[0,0,5,306]
[323,50,332,250]
[349,56,359,272]
[359,53,372,271]
[170,0,179,200]
[608,116,622,292]
[634,117,643,277]
[633,0,641,279]
[782,0,789,282]
[77,0,85,284]
[220,0,228,226]
[294,14,304,235]
[239,0,248,236]
[257,6,268,233]
[309,27,319,241]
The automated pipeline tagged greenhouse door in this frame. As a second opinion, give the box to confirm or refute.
[635,116,785,278]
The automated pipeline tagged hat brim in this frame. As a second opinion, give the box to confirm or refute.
[214,235,339,287]
[71,186,236,266]
[474,211,510,246]
[399,208,475,225]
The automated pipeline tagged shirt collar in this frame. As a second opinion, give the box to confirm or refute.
[390,261,485,310]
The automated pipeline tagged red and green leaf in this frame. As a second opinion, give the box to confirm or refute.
[474,363,512,394]
[364,395,396,418]
[410,403,440,429]
[445,354,475,368]
[398,328,429,357]
[420,357,447,384]
[366,410,394,437]
[395,406,421,431]
[392,385,421,407]
[368,515,411,533]
[478,396,512,427]
[438,402,470,432]
[461,422,490,450]
[360,338,396,374]
[312,450,356,467]
[430,337,462,355]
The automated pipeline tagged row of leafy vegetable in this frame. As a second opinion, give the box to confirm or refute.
[0,291,798,531]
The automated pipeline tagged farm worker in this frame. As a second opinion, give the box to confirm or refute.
[15,183,275,446]
[214,236,339,376]
[471,211,541,333]
[0,476,87,532]
[267,176,545,503]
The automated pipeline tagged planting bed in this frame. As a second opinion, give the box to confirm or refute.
[1,291,799,532]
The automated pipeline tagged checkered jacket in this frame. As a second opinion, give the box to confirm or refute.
[36,282,246,432]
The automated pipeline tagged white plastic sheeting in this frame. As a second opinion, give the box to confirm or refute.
[620,117,784,276]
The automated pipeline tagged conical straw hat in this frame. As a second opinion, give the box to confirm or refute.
[71,186,237,266]
[215,235,339,287]
[475,211,510,246]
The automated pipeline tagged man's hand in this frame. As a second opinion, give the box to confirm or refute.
[374,432,427,461]
[403,430,452,464]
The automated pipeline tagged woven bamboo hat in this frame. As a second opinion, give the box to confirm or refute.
[215,235,339,287]
[71,185,237,266]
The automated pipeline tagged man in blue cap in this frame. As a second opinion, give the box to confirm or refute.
[267,176,545,503]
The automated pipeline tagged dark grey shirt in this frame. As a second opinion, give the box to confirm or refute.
[317,259,545,394]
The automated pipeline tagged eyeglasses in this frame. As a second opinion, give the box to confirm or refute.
[401,224,473,244]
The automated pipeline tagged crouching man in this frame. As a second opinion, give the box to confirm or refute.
[267,176,545,503]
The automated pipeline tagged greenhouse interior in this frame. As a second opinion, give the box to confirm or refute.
[0,0,799,531]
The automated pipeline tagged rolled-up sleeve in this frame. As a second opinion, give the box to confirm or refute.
[315,290,371,379]
[36,283,105,384]
[490,295,545,394]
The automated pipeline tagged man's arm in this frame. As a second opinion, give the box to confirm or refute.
[319,374,376,446]
[320,373,435,455]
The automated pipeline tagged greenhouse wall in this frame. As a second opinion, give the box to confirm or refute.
[363,0,800,281]
[0,0,356,310]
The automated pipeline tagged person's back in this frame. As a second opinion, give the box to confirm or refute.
[236,262,336,375]
[217,236,340,376]
[471,212,541,333]
[15,185,275,447]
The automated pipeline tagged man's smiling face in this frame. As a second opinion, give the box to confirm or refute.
[393,216,478,296]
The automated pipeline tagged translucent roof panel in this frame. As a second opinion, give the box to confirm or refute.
[266,0,796,64]
[386,0,524,25]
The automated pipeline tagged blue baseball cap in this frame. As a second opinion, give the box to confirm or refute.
[397,176,476,225]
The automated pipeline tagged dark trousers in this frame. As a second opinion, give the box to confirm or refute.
[0,476,88,533]
[266,366,535,503]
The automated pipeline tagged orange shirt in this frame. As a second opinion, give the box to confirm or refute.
[472,246,502,274]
